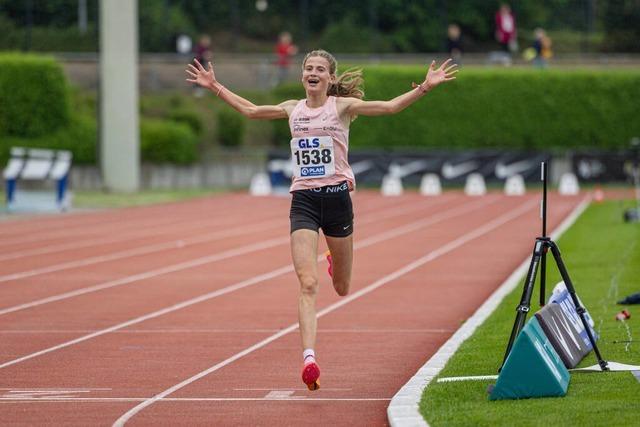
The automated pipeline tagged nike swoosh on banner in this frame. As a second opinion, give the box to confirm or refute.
[441,161,478,179]
[350,160,374,175]
[495,160,536,179]
[388,160,429,178]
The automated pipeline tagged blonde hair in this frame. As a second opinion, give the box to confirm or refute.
[303,50,364,99]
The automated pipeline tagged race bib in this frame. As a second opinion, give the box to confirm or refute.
[290,136,335,179]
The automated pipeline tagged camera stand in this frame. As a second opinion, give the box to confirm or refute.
[499,162,609,372]
[624,137,640,222]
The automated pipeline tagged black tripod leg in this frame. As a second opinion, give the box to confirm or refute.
[540,247,547,306]
[500,239,544,371]
[548,241,609,371]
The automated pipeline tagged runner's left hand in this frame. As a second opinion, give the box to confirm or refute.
[423,59,458,90]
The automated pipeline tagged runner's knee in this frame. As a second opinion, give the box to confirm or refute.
[299,275,319,297]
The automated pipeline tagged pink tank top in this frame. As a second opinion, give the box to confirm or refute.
[288,96,355,192]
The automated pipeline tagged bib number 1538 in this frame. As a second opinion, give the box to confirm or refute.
[290,136,335,179]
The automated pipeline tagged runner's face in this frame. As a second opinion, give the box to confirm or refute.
[302,56,334,96]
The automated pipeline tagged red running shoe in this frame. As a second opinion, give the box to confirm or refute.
[301,360,321,391]
[325,250,333,278]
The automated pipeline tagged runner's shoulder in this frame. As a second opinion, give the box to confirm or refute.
[279,99,300,115]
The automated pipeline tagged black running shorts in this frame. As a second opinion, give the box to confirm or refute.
[290,181,354,237]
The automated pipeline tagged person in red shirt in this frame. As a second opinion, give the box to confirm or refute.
[495,4,517,52]
[275,31,298,85]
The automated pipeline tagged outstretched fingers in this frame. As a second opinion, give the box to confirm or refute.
[193,57,207,72]
[438,58,453,71]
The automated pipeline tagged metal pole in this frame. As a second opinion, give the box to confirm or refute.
[540,162,548,306]
[230,0,239,52]
[368,0,378,53]
[299,0,309,53]
[78,0,88,33]
[24,0,33,52]
[99,0,140,192]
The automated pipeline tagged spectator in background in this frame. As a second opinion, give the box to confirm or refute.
[274,31,298,85]
[193,35,212,96]
[194,34,213,64]
[446,23,463,65]
[495,4,517,53]
[533,28,553,68]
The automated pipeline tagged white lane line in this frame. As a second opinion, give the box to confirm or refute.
[0,195,441,282]
[0,237,288,317]
[0,328,453,334]
[0,397,391,402]
[0,220,285,283]
[234,388,351,391]
[0,193,413,262]
[0,213,283,262]
[112,198,537,427]
[264,390,296,399]
[0,193,392,262]
[0,196,500,368]
[387,197,590,427]
[0,195,489,317]
[0,213,203,248]
[0,196,250,247]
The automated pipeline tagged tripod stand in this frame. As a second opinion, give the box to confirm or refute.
[624,137,640,222]
[499,162,609,372]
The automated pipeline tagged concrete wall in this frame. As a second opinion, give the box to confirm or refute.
[70,160,265,191]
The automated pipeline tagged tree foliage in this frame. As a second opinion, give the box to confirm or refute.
[0,0,637,53]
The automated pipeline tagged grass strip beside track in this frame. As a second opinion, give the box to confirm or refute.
[420,200,640,426]
[72,189,221,209]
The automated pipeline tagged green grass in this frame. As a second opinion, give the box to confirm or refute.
[72,188,222,209]
[420,200,640,426]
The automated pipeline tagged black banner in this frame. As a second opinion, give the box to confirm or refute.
[572,150,640,183]
[268,150,551,188]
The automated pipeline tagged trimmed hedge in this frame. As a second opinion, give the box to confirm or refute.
[273,67,640,150]
[0,114,96,165]
[0,116,199,166]
[140,119,199,164]
[216,106,246,148]
[0,53,71,137]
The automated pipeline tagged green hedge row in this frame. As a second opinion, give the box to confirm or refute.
[0,54,200,166]
[0,116,199,166]
[0,53,70,137]
[273,67,640,150]
[140,119,199,164]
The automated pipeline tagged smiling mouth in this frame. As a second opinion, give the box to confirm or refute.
[307,78,320,87]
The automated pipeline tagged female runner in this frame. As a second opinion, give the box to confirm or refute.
[186,50,457,390]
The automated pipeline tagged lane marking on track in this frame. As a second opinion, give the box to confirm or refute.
[264,390,296,399]
[0,237,289,316]
[234,387,351,391]
[0,328,453,334]
[0,219,285,283]
[1,388,111,399]
[112,198,538,427]
[0,196,500,369]
[0,195,446,278]
[0,195,491,317]
[0,397,391,402]
[0,195,252,247]
[0,215,284,263]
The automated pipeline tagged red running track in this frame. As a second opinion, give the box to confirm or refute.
[0,191,584,426]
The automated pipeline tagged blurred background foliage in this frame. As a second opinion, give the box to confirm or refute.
[0,0,638,53]
[4,52,637,167]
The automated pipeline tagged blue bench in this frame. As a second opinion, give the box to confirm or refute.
[3,147,73,212]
